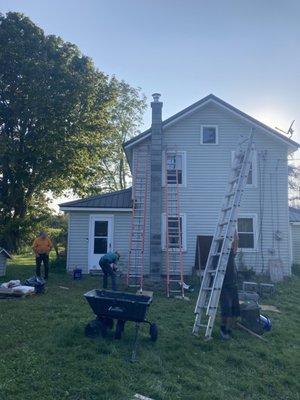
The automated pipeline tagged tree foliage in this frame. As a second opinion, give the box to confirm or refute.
[98,80,146,191]
[0,12,145,251]
[288,164,300,206]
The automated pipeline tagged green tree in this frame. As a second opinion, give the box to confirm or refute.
[98,80,147,191]
[0,12,118,251]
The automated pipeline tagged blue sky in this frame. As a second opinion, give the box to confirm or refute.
[1,0,300,206]
[1,0,300,135]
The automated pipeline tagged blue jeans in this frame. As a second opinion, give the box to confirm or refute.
[100,260,117,291]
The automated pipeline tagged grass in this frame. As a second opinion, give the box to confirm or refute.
[0,255,299,400]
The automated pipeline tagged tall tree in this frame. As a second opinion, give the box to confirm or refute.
[0,12,118,251]
[98,80,147,191]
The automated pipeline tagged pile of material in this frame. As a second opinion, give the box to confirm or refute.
[0,280,35,298]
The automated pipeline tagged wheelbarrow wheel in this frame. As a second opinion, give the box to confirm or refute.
[85,319,101,338]
[102,317,114,330]
[149,323,158,342]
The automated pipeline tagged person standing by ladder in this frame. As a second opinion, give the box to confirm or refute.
[99,251,120,291]
[220,230,240,340]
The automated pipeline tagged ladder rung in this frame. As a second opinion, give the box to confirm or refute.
[222,206,232,212]
[219,221,228,227]
[226,192,235,198]
[214,236,224,242]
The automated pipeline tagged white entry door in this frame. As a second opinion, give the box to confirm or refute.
[88,215,114,270]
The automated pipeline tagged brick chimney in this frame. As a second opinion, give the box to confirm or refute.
[150,93,163,277]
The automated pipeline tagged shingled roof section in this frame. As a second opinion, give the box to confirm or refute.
[59,188,132,209]
[289,206,300,222]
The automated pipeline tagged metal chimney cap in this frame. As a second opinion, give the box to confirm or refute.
[152,93,161,102]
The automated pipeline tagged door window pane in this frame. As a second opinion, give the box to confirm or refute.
[95,221,108,237]
[94,238,108,254]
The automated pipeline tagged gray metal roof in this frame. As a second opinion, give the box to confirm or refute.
[59,188,132,209]
[124,94,299,149]
[0,248,12,259]
[289,207,300,222]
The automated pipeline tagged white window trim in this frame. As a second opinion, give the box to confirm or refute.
[237,213,258,252]
[200,125,219,145]
[161,213,187,252]
[162,150,187,187]
[231,150,257,188]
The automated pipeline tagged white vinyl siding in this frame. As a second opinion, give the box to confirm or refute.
[162,101,291,276]
[66,211,132,274]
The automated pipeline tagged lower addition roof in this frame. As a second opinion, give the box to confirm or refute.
[59,187,132,211]
[289,206,300,223]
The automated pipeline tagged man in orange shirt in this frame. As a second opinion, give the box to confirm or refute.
[33,231,52,280]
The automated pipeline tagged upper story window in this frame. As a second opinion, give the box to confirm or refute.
[231,150,257,187]
[200,125,218,145]
[162,151,186,186]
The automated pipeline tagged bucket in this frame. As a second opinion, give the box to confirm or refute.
[73,268,82,280]
[260,314,272,331]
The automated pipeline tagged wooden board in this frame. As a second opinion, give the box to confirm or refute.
[0,288,23,298]
[136,290,153,299]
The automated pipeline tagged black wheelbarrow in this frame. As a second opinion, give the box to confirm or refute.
[84,289,158,361]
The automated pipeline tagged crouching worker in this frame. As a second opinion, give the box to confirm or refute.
[33,231,52,280]
[99,251,120,291]
[220,231,240,340]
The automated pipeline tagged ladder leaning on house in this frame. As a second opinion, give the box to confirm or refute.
[126,147,149,293]
[193,132,255,339]
[164,149,185,298]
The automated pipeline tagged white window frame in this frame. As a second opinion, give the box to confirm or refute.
[161,213,187,251]
[162,150,187,187]
[237,213,258,252]
[231,150,257,188]
[200,125,219,145]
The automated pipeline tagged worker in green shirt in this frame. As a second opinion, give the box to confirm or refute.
[99,251,120,291]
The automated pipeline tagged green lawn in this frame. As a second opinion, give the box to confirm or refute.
[0,256,299,400]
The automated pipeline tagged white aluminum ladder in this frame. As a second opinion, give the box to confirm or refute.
[164,149,184,298]
[126,147,149,292]
[193,133,254,339]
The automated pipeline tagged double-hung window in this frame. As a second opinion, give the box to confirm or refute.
[237,215,257,250]
[162,213,187,251]
[162,151,186,186]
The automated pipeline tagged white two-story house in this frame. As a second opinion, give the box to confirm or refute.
[60,94,298,278]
